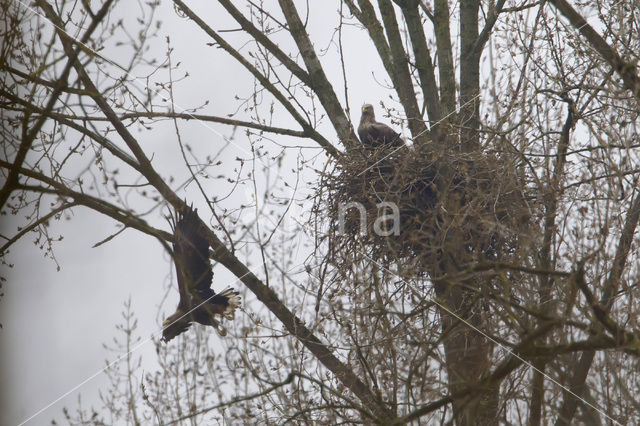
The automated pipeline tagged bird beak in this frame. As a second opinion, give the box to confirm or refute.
[362,107,366,113]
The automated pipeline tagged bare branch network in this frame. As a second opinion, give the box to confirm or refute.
[1,0,640,425]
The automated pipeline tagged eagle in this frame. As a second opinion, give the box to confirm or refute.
[358,104,404,149]
[162,206,240,343]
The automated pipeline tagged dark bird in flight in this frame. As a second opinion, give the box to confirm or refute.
[358,104,404,149]
[162,206,240,343]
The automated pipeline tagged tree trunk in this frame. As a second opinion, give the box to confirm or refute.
[435,262,500,425]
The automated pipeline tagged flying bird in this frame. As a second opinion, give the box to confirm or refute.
[358,104,404,149]
[162,206,240,343]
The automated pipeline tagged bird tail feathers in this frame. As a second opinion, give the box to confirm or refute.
[218,287,241,320]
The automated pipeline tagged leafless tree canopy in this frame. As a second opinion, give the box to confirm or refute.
[2,0,640,424]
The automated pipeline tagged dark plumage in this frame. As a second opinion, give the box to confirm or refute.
[357,104,404,149]
[162,206,240,343]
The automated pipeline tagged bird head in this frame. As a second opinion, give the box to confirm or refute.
[161,316,175,328]
[361,103,374,115]
[161,311,191,342]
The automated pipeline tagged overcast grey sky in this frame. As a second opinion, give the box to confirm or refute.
[0,1,392,424]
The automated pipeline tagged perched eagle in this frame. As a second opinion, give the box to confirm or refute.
[358,104,404,149]
[162,206,240,343]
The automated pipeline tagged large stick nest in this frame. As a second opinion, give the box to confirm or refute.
[316,142,533,273]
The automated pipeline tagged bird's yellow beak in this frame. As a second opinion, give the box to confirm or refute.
[362,106,367,113]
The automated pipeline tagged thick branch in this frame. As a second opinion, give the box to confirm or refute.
[0,64,93,96]
[346,0,395,83]
[376,0,428,143]
[2,95,307,139]
[277,0,358,149]
[459,0,480,150]
[123,111,309,137]
[473,0,507,54]
[433,0,456,116]
[397,1,443,132]
[549,0,640,103]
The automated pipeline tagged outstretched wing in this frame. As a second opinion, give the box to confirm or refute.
[162,317,192,343]
[358,121,403,148]
[174,206,214,301]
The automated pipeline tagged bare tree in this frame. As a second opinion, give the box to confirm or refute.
[2,0,640,424]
